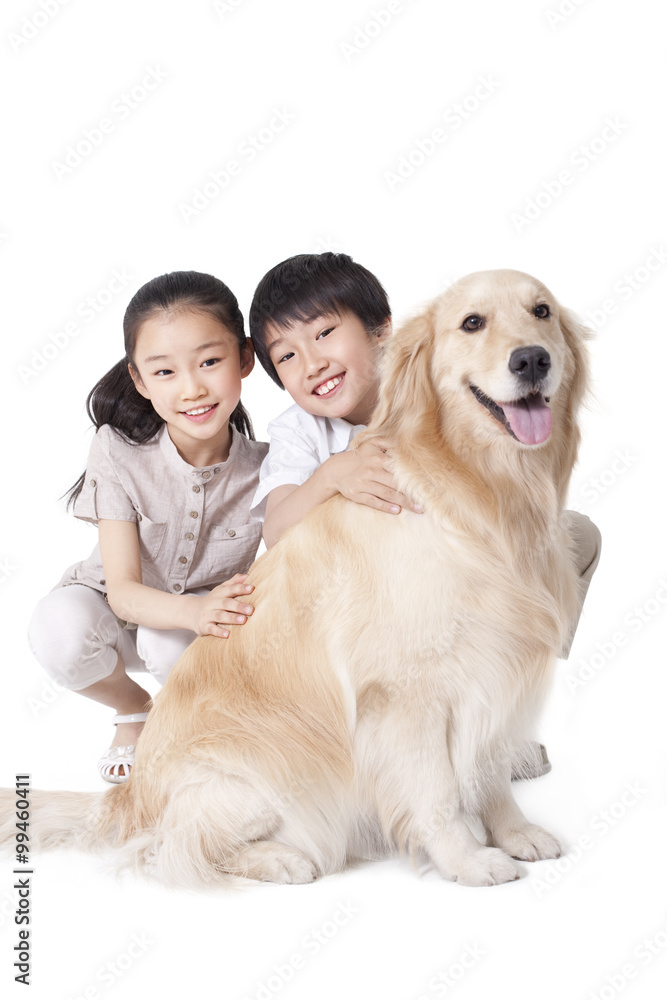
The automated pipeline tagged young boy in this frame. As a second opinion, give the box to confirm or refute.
[249,252,423,545]
[249,253,601,776]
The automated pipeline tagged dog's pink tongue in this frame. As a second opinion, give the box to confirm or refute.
[501,395,553,445]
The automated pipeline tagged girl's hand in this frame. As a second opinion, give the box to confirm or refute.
[330,437,423,514]
[190,573,255,638]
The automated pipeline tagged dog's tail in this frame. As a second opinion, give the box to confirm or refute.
[0,784,131,855]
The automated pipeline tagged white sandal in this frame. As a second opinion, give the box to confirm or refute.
[97,712,149,784]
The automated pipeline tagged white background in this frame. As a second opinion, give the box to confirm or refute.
[1,1,666,998]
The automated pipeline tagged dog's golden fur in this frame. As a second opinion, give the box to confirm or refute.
[1,269,590,887]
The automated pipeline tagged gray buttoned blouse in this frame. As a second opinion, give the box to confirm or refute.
[58,423,268,597]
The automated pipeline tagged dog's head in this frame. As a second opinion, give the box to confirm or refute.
[374,269,589,446]
[429,270,588,448]
[370,270,589,496]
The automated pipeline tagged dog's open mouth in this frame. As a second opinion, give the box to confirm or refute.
[470,386,553,445]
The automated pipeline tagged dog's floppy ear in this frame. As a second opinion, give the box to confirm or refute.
[368,307,438,439]
[552,306,592,502]
[558,306,592,417]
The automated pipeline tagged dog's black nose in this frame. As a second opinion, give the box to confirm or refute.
[509,346,551,385]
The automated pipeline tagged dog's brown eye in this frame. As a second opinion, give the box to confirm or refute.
[462,315,484,332]
[534,304,550,319]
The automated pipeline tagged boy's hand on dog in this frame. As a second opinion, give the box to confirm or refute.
[331,437,423,515]
[189,573,255,638]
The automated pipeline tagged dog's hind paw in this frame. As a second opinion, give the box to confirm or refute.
[493,824,561,863]
[454,847,522,887]
[228,841,319,884]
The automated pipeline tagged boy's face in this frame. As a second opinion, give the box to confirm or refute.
[265,311,390,425]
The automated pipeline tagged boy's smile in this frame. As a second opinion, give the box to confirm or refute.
[266,311,390,425]
[313,373,344,397]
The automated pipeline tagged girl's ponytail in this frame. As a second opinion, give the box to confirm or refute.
[64,358,163,508]
[229,401,254,440]
[65,270,256,508]
[86,358,162,442]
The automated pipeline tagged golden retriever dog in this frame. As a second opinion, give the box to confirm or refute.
[1,269,589,888]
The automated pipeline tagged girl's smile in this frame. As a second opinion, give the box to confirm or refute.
[180,402,220,422]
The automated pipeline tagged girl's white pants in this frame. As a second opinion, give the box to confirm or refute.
[28,584,197,689]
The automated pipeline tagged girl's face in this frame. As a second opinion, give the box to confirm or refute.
[130,308,254,465]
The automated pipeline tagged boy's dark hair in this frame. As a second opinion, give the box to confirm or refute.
[65,270,254,508]
[249,252,391,387]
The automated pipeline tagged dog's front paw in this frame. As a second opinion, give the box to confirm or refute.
[229,841,319,884]
[492,824,561,862]
[260,849,319,885]
[455,847,522,887]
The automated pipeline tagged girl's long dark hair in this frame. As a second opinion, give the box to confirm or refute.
[65,271,255,508]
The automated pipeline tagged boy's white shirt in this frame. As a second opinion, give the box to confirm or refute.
[250,402,366,521]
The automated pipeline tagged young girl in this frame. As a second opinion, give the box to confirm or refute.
[28,271,268,783]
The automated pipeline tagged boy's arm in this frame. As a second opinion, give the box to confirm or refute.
[263,438,419,547]
[263,472,337,548]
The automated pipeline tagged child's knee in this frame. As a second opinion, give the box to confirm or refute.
[27,586,122,690]
[563,510,602,580]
